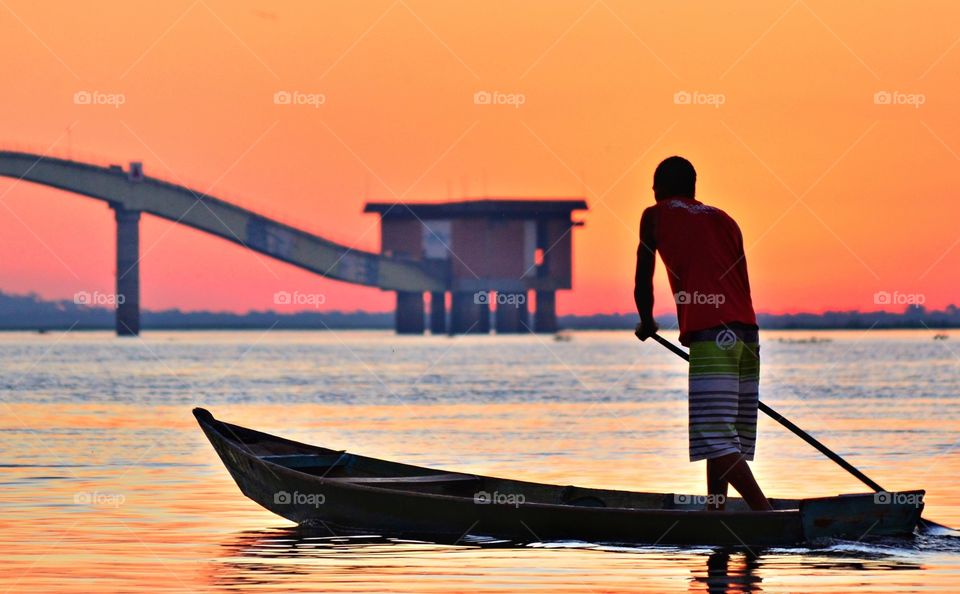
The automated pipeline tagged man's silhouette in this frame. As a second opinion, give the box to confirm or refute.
[634,156,772,511]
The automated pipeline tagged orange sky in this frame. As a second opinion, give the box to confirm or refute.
[1,0,958,316]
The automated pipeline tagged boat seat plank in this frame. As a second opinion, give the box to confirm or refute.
[261,453,351,469]
[323,473,480,484]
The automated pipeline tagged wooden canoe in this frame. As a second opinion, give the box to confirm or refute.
[194,408,924,546]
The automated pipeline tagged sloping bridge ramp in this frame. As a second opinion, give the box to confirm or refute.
[0,151,444,334]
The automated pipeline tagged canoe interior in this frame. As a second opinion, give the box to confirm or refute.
[195,407,799,512]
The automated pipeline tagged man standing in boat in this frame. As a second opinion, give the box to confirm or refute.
[633,156,773,512]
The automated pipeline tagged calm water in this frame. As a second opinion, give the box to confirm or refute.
[1,329,958,593]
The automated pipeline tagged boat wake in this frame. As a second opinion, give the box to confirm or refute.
[523,532,960,557]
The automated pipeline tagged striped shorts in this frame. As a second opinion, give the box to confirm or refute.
[688,328,760,462]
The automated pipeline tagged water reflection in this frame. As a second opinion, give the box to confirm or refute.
[210,527,928,593]
[212,529,450,590]
[690,550,763,593]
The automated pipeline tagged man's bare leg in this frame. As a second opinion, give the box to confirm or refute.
[707,453,773,511]
[706,459,730,511]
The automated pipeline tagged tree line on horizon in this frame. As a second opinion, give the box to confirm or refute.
[0,291,957,331]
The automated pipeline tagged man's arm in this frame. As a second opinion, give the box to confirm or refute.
[634,207,659,340]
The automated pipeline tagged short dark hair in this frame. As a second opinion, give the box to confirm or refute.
[653,156,696,199]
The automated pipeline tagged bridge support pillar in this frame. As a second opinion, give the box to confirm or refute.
[450,291,485,334]
[495,292,529,334]
[429,291,446,335]
[535,290,557,333]
[395,291,425,334]
[114,205,141,336]
[477,294,491,334]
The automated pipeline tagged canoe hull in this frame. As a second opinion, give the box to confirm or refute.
[195,408,922,547]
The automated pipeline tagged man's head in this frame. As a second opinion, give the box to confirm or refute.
[653,156,696,200]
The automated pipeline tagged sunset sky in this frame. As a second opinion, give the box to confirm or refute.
[1,0,958,316]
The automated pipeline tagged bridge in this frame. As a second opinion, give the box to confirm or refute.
[0,151,585,335]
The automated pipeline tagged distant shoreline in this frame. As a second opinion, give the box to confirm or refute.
[2,291,958,332]
[0,325,960,336]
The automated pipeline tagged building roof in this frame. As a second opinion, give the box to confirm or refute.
[363,198,588,219]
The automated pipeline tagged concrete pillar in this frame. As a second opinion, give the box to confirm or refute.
[517,292,529,332]
[478,293,491,334]
[429,291,446,335]
[395,291,425,334]
[114,206,141,336]
[495,291,528,334]
[535,290,557,333]
[450,291,484,334]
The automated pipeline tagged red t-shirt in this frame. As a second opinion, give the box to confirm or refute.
[651,198,757,345]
